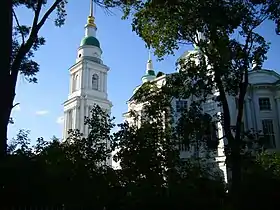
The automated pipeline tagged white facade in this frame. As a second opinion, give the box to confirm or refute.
[124,50,280,182]
[63,3,112,140]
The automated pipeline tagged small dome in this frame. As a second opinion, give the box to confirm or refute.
[147,70,155,76]
[80,36,100,48]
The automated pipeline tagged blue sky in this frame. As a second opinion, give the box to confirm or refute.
[9,0,280,143]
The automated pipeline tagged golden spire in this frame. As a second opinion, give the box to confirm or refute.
[87,0,96,27]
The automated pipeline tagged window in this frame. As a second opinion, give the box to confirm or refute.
[259,98,271,111]
[176,100,188,112]
[262,119,275,148]
[73,74,79,91]
[179,142,188,151]
[92,74,99,90]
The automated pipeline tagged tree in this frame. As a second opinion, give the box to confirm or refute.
[0,0,68,158]
[105,0,280,205]
[1,105,117,209]
[112,81,226,209]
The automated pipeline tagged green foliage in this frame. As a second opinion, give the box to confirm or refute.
[103,2,279,201]
[2,105,117,208]
[0,0,69,157]
[4,104,280,209]
[12,0,68,83]
[176,102,219,150]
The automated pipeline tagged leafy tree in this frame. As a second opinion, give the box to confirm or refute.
[113,81,226,209]
[0,0,68,158]
[234,152,280,209]
[105,0,280,204]
[1,105,118,209]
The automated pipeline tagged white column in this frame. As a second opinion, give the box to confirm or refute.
[73,107,77,129]
[275,97,280,120]
[70,75,74,94]
[104,74,107,93]
[252,93,261,130]
[80,98,85,134]
[84,105,89,137]
[75,105,80,131]
[63,111,67,140]
[100,72,104,92]
[245,97,253,130]
[86,67,89,89]
[274,96,280,148]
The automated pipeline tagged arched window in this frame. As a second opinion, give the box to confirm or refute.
[74,74,79,91]
[92,74,99,90]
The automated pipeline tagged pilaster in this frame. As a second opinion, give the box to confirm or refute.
[245,97,253,130]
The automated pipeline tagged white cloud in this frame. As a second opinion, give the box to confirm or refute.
[35,110,49,116]
[56,116,64,124]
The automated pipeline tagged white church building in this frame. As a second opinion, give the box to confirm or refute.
[60,1,280,179]
[62,0,112,139]
[124,46,280,181]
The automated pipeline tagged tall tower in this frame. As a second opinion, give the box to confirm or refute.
[141,50,156,83]
[63,0,112,138]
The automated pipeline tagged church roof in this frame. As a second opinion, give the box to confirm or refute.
[80,36,100,48]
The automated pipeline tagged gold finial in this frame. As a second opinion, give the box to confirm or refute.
[87,0,96,27]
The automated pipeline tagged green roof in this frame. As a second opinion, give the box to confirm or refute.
[147,70,155,76]
[80,36,100,48]
[142,70,156,80]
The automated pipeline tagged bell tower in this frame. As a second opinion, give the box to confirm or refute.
[63,0,112,139]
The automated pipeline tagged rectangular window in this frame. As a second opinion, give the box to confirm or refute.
[259,98,271,111]
[262,119,276,148]
[176,100,188,112]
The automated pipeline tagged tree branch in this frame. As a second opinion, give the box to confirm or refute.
[37,0,63,29]
[10,0,61,92]
[12,103,20,109]
[31,0,44,31]
[12,9,24,44]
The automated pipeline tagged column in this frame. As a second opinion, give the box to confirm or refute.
[103,72,106,92]
[73,106,77,129]
[100,72,103,92]
[75,104,80,132]
[274,96,280,148]
[252,92,261,130]
[70,75,74,94]
[80,98,85,134]
[275,97,280,123]
[245,97,253,131]
[63,111,68,140]
[104,74,107,93]
[84,105,89,137]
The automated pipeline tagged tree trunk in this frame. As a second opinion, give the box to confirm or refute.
[0,0,13,159]
[229,136,241,209]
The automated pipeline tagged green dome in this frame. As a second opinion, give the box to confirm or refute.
[147,70,155,76]
[141,70,156,80]
[80,36,100,48]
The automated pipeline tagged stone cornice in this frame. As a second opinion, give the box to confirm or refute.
[86,59,109,72]
[63,96,80,106]
[248,83,276,90]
